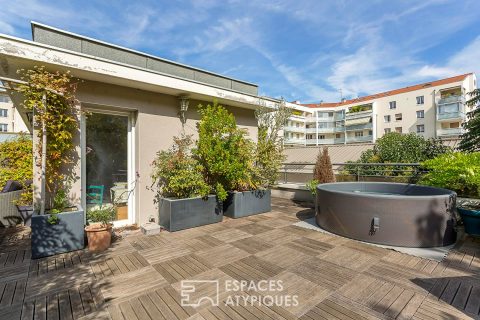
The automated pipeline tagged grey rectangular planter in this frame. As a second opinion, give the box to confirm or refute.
[31,209,85,259]
[223,190,271,218]
[159,195,222,232]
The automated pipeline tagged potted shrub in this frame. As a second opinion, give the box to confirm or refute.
[151,135,217,232]
[193,102,266,218]
[18,67,85,259]
[85,207,115,251]
[458,204,480,236]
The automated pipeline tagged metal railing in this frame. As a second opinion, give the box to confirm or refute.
[437,127,465,136]
[437,111,465,120]
[346,135,373,143]
[437,95,465,105]
[279,162,424,184]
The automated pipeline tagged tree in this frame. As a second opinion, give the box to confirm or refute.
[194,101,255,201]
[459,89,480,152]
[254,99,293,187]
[313,147,336,183]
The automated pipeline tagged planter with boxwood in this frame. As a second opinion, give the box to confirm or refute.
[151,134,219,231]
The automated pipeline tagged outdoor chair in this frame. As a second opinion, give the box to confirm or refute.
[87,185,105,206]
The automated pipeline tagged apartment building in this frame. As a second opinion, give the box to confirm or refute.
[284,73,477,146]
[0,89,29,133]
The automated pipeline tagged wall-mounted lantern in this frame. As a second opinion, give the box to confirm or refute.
[178,95,189,126]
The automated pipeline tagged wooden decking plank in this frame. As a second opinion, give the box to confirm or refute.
[0,281,16,306]
[12,280,26,305]
[439,279,461,304]
[108,305,126,320]
[34,296,47,320]
[106,258,122,276]
[163,285,196,316]
[46,293,59,320]
[69,288,85,319]
[113,256,129,274]
[132,252,150,267]
[119,254,137,272]
[129,297,152,320]
[0,253,7,267]
[79,286,95,314]
[374,286,404,315]
[465,285,480,315]
[396,292,425,320]
[209,306,232,320]
[118,301,139,320]
[6,251,17,266]
[126,253,144,270]
[217,303,247,320]
[152,264,178,284]
[383,289,414,319]
[365,282,394,309]
[90,262,104,279]
[58,290,73,320]
[20,300,35,320]
[138,293,166,320]
[451,281,471,310]
[98,260,113,277]
[147,290,178,320]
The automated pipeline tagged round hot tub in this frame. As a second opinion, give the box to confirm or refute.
[315,182,457,247]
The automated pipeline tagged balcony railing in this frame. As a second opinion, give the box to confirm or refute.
[317,127,336,133]
[437,111,465,121]
[345,110,372,120]
[305,138,336,145]
[284,138,305,144]
[437,128,464,136]
[316,116,335,122]
[284,126,305,133]
[334,113,345,121]
[438,95,465,105]
[305,127,317,133]
[345,123,373,131]
[334,137,345,144]
[346,135,373,143]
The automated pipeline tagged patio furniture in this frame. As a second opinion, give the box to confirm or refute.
[0,180,26,227]
[87,185,104,205]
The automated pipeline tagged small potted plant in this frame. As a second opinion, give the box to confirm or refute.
[85,207,115,252]
[151,134,216,232]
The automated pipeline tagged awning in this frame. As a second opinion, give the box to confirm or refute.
[345,117,371,126]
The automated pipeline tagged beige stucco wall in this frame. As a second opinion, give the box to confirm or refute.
[76,80,258,225]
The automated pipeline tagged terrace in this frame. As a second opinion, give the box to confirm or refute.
[1,198,479,320]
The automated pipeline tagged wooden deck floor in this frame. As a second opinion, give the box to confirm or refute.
[1,198,480,319]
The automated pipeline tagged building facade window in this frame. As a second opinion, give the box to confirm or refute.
[389,101,396,109]
[395,127,402,133]
[416,110,424,118]
[318,135,325,139]
[355,131,363,137]
[0,124,7,132]
[335,133,341,138]
[416,96,424,104]
[416,124,425,133]
[0,109,7,117]
[395,113,402,121]
[384,115,391,123]
[0,95,10,103]
[384,128,391,134]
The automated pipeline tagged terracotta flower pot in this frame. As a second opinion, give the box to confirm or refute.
[85,223,112,252]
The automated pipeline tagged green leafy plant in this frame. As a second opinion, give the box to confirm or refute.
[313,147,336,183]
[17,66,79,211]
[348,105,371,113]
[254,99,293,188]
[0,134,33,206]
[343,132,450,178]
[419,152,480,198]
[47,214,59,225]
[459,89,480,152]
[86,207,115,227]
[194,101,255,201]
[150,134,210,201]
[307,179,319,195]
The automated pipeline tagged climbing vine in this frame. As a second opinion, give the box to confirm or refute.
[17,66,79,209]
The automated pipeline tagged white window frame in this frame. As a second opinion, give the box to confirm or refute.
[416,110,424,118]
[355,131,364,137]
[0,124,7,132]
[416,124,425,133]
[0,108,7,117]
[416,96,424,105]
[384,115,391,123]
[389,101,396,109]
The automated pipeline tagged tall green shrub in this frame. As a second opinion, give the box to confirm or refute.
[0,134,33,189]
[150,135,209,201]
[254,99,292,187]
[459,89,480,152]
[419,152,480,198]
[194,101,255,201]
[313,147,336,183]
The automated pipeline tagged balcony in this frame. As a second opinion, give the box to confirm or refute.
[317,126,336,133]
[334,113,345,121]
[437,128,464,137]
[284,126,305,133]
[345,123,373,131]
[305,138,336,145]
[334,137,345,144]
[316,116,335,122]
[305,127,317,133]
[346,135,373,143]
[437,111,465,121]
[284,138,305,145]
[345,110,372,120]
[438,95,465,105]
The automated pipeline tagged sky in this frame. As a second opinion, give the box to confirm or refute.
[0,0,479,103]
